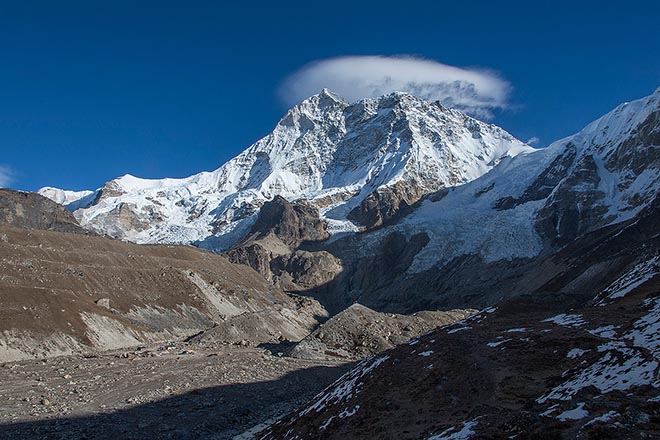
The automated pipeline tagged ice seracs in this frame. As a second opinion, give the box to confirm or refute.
[393,86,660,272]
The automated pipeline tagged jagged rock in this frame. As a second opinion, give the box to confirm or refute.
[347,180,426,230]
[225,243,272,278]
[493,144,577,211]
[534,154,612,245]
[249,196,329,247]
[225,196,338,291]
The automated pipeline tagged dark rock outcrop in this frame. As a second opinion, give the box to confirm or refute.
[272,250,343,291]
[493,144,577,211]
[534,154,611,245]
[249,195,329,247]
[0,189,86,234]
[347,180,427,230]
[225,196,341,291]
[224,242,272,277]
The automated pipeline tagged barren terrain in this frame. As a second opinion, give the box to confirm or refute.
[0,341,351,440]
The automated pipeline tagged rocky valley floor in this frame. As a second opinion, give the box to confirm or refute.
[0,341,352,440]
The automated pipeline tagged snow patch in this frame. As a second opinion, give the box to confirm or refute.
[542,313,586,328]
[428,420,478,440]
[486,339,511,348]
[597,257,660,304]
[567,348,589,359]
[556,402,589,421]
[538,345,658,403]
[299,355,389,416]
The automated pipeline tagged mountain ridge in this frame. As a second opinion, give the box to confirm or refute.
[39,89,533,250]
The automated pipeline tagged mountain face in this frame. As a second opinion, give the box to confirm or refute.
[296,87,660,313]
[39,89,531,250]
[258,90,660,440]
[38,88,660,315]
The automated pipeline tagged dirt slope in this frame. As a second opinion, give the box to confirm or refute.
[0,224,326,361]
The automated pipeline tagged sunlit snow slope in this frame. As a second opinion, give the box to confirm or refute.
[40,90,531,250]
[389,87,660,272]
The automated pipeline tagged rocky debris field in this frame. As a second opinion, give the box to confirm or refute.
[0,341,352,440]
[288,304,476,360]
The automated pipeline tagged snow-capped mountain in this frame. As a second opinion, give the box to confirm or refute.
[40,89,531,250]
[37,187,95,209]
[258,88,660,440]
[295,87,660,314]
[387,86,660,273]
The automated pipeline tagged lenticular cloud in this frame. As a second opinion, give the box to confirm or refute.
[279,55,511,119]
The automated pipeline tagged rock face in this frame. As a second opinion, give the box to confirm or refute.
[271,250,343,291]
[0,189,87,234]
[347,180,426,230]
[41,90,531,249]
[225,196,342,291]
[249,196,330,247]
[288,87,660,314]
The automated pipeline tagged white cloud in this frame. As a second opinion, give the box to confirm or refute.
[0,165,14,188]
[526,136,540,145]
[279,55,511,118]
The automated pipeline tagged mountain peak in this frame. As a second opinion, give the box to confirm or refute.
[55,91,532,248]
[318,88,346,103]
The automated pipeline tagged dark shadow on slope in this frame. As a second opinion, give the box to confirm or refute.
[0,363,353,440]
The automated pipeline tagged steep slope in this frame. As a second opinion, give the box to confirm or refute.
[259,187,660,439]
[41,90,531,249]
[0,223,330,361]
[300,87,660,313]
[262,283,660,439]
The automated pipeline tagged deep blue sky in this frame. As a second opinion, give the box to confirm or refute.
[2,0,659,191]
